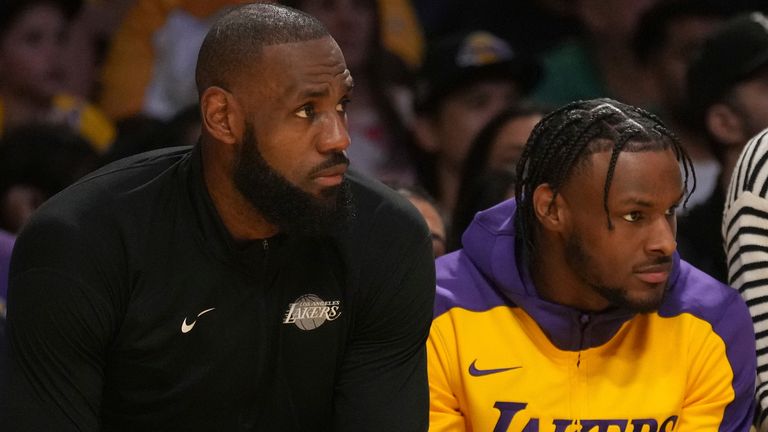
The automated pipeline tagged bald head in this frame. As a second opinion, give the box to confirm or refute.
[195,3,329,95]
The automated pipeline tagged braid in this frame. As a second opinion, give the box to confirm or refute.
[515,98,695,259]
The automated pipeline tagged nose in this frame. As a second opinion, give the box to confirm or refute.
[317,113,350,154]
[646,215,677,257]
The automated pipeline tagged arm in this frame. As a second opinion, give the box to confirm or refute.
[0,219,117,431]
[427,315,466,432]
[332,232,435,431]
[679,293,756,431]
[723,131,768,431]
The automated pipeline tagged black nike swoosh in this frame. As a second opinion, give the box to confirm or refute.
[468,359,522,377]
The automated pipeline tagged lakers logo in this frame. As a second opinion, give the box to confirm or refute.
[282,294,341,330]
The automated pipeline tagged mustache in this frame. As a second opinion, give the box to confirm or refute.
[635,255,673,271]
[309,152,350,176]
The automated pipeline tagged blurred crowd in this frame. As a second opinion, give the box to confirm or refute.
[1,0,768,311]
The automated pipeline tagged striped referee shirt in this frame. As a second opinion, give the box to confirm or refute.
[723,127,768,431]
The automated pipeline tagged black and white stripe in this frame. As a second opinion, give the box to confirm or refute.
[723,127,768,431]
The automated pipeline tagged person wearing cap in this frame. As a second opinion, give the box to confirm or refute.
[412,30,541,213]
[678,10,768,285]
[718,11,768,432]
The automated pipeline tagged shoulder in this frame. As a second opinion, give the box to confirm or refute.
[338,171,434,296]
[660,259,750,330]
[17,147,191,246]
[345,170,429,240]
[433,250,509,319]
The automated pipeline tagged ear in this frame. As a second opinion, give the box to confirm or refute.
[706,103,747,147]
[412,115,440,153]
[200,86,243,145]
[532,183,569,233]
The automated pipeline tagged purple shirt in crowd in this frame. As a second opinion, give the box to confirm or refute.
[0,229,15,302]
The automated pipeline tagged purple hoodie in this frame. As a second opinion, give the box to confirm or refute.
[0,229,14,303]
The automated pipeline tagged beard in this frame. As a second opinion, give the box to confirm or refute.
[232,124,354,237]
[564,230,667,314]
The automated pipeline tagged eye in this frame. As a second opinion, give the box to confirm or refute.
[665,206,677,216]
[622,212,642,222]
[295,104,315,119]
[336,98,351,113]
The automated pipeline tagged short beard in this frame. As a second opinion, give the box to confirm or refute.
[565,231,666,314]
[232,124,354,237]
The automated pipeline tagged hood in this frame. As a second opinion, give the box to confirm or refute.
[443,198,683,351]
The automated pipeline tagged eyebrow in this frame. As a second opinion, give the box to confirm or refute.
[618,191,686,208]
[300,87,330,99]
[298,79,354,100]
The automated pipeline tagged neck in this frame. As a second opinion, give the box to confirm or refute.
[529,238,610,312]
[201,141,279,242]
[720,146,744,193]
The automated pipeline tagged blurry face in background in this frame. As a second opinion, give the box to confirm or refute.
[487,113,542,171]
[407,196,446,257]
[433,79,520,170]
[576,0,659,40]
[0,3,67,101]
[726,67,768,142]
[649,16,722,115]
[0,185,46,233]
[296,0,377,72]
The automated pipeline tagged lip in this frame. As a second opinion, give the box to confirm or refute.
[634,263,672,284]
[312,164,348,187]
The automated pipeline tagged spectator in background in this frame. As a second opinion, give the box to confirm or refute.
[0,228,9,376]
[286,0,421,183]
[724,127,768,432]
[449,102,547,251]
[0,0,115,152]
[98,0,250,122]
[0,125,98,234]
[391,183,447,257]
[532,0,660,109]
[633,0,731,209]
[0,229,12,318]
[59,0,136,100]
[678,11,768,283]
[412,30,541,213]
[101,104,201,165]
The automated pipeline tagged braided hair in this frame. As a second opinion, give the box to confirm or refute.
[514,98,695,258]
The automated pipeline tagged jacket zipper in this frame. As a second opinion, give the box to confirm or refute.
[577,313,590,367]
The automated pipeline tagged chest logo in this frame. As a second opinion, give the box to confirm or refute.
[468,359,522,377]
[181,307,215,333]
[283,294,341,331]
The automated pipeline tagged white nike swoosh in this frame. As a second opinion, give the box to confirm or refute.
[181,308,216,334]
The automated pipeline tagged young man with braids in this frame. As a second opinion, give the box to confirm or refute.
[1,4,435,431]
[428,98,756,431]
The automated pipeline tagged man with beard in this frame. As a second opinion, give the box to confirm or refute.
[428,98,756,431]
[0,4,435,431]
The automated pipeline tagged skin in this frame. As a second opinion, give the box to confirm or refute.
[296,0,376,73]
[407,196,447,257]
[707,66,768,191]
[648,16,722,115]
[416,79,520,211]
[0,185,46,233]
[200,36,353,241]
[487,114,542,171]
[532,147,683,312]
[0,3,66,103]
[727,67,768,144]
